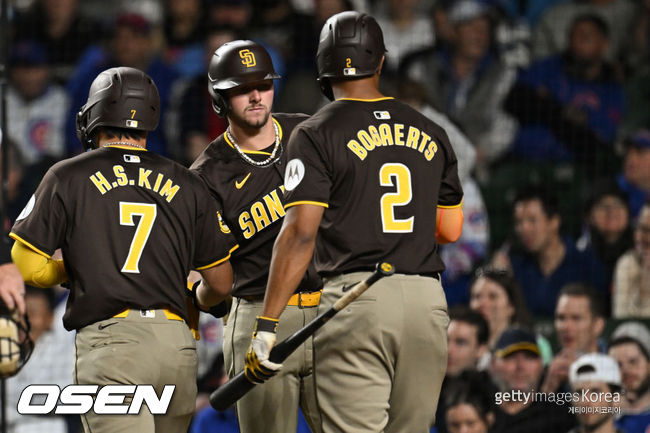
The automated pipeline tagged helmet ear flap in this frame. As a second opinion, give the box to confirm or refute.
[208,83,229,117]
[75,109,95,150]
[318,77,334,101]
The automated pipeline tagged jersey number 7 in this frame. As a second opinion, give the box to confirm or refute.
[119,202,157,273]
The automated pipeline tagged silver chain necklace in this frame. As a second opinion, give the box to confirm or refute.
[227,121,281,167]
[103,141,146,149]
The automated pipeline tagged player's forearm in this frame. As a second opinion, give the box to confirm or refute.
[11,241,67,288]
[197,261,234,308]
[262,222,316,319]
[436,206,464,244]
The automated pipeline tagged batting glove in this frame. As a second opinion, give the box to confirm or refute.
[245,316,282,384]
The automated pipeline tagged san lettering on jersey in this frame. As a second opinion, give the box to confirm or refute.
[238,185,286,239]
[346,123,438,161]
[89,165,181,203]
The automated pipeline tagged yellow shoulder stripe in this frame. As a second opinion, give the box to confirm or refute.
[284,200,329,209]
[196,244,239,270]
[104,145,147,151]
[9,233,51,258]
[338,97,395,102]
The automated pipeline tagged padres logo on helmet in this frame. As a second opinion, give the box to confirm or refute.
[239,49,256,68]
[207,40,281,117]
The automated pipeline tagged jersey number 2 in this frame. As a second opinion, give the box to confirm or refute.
[379,163,414,233]
[119,202,157,273]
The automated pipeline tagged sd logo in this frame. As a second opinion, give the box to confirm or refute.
[239,49,256,68]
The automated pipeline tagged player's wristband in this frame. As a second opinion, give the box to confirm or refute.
[188,281,229,318]
[254,316,279,334]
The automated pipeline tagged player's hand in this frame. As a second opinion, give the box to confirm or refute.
[0,263,26,315]
[244,316,282,384]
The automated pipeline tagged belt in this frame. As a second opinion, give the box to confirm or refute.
[113,308,184,321]
[242,289,322,307]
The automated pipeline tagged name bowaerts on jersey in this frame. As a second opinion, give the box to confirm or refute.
[89,165,181,203]
[347,123,439,161]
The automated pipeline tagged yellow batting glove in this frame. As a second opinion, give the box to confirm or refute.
[244,316,282,384]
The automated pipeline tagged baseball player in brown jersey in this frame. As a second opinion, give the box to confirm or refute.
[245,11,465,433]
[9,67,235,433]
[190,40,323,433]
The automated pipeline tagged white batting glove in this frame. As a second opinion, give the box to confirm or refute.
[245,316,282,384]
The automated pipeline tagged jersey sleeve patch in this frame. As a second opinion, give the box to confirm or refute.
[284,159,305,191]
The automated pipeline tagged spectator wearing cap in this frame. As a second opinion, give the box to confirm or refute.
[612,201,650,318]
[568,353,625,433]
[400,0,517,176]
[577,180,634,291]
[504,13,623,166]
[6,40,69,170]
[541,283,606,395]
[65,11,179,157]
[608,322,650,433]
[617,131,650,219]
[489,327,577,433]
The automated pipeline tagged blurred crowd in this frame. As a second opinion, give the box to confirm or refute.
[3,0,650,432]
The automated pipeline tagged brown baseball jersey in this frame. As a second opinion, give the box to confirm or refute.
[190,114,322,297]
[10,146,236,330]
[283,97,463,276]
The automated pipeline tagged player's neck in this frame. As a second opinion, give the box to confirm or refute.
[227,117,277,152]
[97,136,147,150]
[332,76,384,101]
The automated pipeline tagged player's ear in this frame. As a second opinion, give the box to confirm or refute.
[377,55,385,76]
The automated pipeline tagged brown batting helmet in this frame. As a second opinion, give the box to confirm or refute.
[317,11,386,100]
[76,67,160,150]
[208,40,280,117]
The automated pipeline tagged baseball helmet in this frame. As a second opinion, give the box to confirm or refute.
[0,304,34,378]
[317,11,386,100]
[76,67,160,150]
[207,40,280,117]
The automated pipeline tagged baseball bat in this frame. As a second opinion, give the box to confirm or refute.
[209,261,395,411]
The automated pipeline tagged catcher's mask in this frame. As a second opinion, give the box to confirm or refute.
[0,304,34,378]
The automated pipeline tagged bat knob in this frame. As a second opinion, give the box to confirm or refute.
[376,262,395,277]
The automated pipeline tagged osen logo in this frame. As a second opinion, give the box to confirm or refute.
[284,159,305,191]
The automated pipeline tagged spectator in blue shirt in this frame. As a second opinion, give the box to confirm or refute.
[505,13,623,167]
[492,185,607,318]
[65,12,179,157]
[617,130,650,219]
